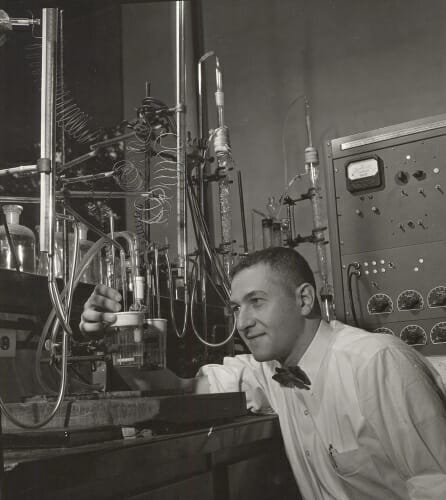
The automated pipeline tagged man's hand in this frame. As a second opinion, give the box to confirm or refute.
[79,284,122,336]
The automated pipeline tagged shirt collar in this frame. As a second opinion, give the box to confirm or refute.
[299,320,336,384]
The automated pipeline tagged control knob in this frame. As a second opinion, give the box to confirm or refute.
[413,170,426,180]
[395,170,409,184]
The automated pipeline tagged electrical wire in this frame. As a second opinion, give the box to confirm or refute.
[347,262,361,326]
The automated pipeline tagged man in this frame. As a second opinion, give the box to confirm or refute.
[81,247,446,500]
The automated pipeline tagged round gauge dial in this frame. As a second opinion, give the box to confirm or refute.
[373,327,394,335]
[367,294,393,314]
[430,322,446,344]
[427,286,446,308]
[400,325,427,346]
[397,290,424,311]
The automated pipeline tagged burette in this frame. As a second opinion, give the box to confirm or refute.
[304,100,334,322]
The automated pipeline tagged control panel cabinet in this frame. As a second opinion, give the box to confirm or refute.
[325,114,446,355]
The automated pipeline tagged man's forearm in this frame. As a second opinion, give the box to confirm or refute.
[179,375,211,394]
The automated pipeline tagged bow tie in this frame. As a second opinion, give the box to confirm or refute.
[272,366,311,390]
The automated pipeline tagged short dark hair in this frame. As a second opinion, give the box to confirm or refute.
[231,247,317,294]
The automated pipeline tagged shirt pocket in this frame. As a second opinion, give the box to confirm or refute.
[330,446,373,477]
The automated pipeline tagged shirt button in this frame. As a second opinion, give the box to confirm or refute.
[304,409,309,416]
[305,450,310,457]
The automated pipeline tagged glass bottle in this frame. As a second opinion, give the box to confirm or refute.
[266,196,280,220]
[70,223,101,284]
[37,222,102,284]
[0,204,36,273]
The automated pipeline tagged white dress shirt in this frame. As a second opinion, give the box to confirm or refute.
[198,320,446,500]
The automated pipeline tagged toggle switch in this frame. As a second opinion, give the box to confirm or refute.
[396,170,409,184]
[435,184,444,194]
[418,188,426,197]
[371,206,380,214]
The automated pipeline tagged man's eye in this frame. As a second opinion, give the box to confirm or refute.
[231,305,240,314]
[251,297,263,306]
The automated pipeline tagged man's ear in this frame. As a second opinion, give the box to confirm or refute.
[295,282,316,317]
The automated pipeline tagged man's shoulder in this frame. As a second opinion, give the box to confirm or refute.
[226,354,278,374]
[329,320,407,359]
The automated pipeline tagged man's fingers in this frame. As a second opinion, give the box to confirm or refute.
[81,309,117,324]
[79,310,118,336]
[93,284,122,302]
[85,294,122,313]
[79,321,107,335]
[80,285,122,337]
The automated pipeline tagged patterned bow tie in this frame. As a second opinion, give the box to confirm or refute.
[272,366,311,390]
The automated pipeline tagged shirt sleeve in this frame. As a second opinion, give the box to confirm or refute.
[358,345,446,500]
[197,355,275,414]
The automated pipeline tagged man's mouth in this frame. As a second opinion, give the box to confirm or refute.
[245,332,265,341]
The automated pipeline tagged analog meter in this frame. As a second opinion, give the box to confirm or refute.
[345,156,384,193]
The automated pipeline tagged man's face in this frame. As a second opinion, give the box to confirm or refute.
[230,263,304,364]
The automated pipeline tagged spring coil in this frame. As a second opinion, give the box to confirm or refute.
[55,85,101,144]
[25,42,101,145]
[113,159,144,192]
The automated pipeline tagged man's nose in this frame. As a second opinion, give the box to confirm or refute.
[236,307,255,332]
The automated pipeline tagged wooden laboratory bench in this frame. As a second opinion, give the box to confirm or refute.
[2,414,301,500]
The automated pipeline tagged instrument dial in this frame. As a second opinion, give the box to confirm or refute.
[430,322,446,344]
[400,324,427,346]
[367,293,393,314]
[397,290,424,311]
[373,327,394,335]
[427,286,446,308]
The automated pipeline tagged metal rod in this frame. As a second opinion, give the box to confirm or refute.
[197,51,214,344]
[237,170,248,253]
[0,165,37,176]
[176,1,188,284]
[0,191,155,204]
[89,130,136,151]
[39,8,58,255]
[61,171,114,184]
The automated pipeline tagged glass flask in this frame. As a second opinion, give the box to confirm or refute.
[0,204,36,272]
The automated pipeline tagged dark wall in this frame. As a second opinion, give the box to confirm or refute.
[126,0,446,277]
[198,0,446,274]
